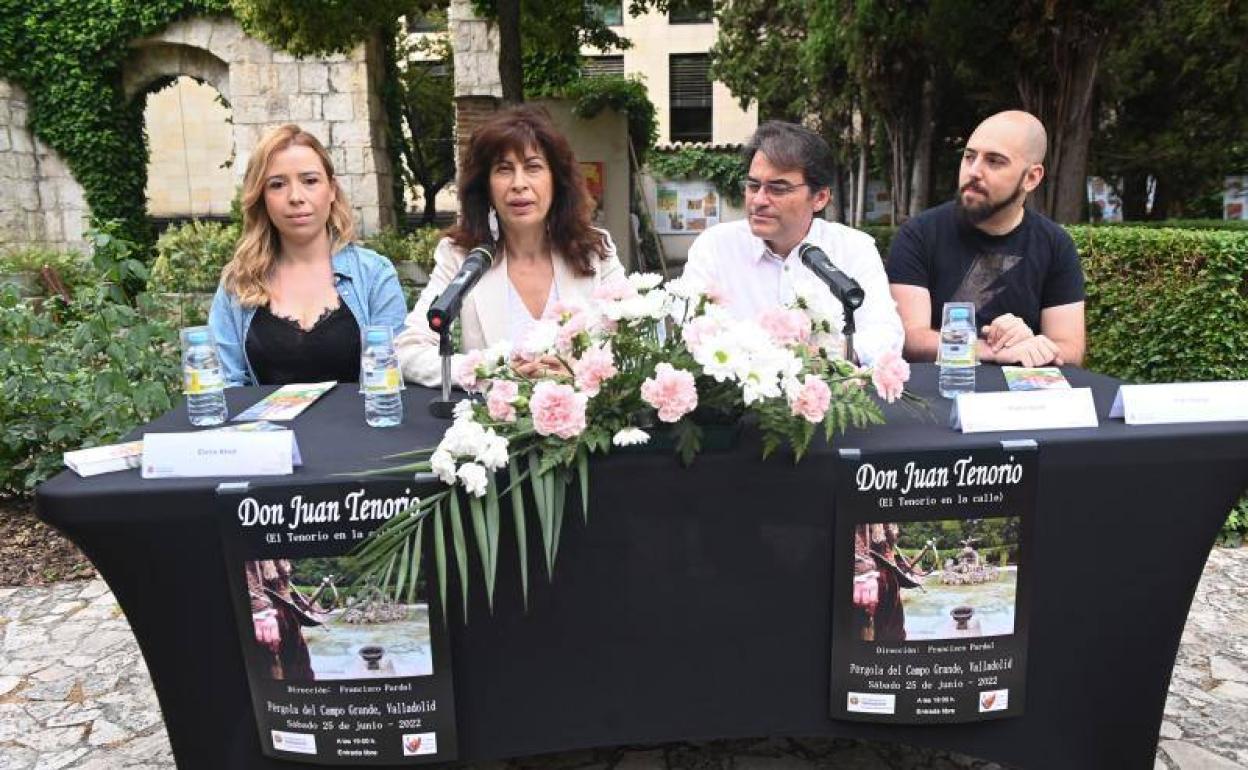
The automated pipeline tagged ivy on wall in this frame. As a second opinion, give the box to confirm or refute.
[647,147,748,206]
[560,75,658,166]
[0,0,233,248]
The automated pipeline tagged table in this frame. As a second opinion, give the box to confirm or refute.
[36,366,1248,769]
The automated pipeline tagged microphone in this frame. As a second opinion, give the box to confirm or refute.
[798,243,865,310]
[427,244,496,331]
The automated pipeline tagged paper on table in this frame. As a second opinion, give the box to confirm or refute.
[232,382,336,422]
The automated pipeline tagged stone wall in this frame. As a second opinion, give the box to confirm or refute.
[2,16,397,255]
[450,0,501,176]
[128,17,395,235]
[0,81,89,253]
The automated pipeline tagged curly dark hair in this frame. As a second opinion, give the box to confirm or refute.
[447,104,608,277]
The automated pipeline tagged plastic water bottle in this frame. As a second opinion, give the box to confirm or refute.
[361,328,403,427]
[182,329,227,426]
[938,306,977,399]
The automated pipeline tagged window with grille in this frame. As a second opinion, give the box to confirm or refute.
[669,54,712,143]
[586,0,624,26]
[669,0,712,24]
[583,55,625,78]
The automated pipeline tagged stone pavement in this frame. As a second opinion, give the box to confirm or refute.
[2,548,1245,770]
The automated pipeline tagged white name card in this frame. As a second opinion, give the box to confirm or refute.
[141,430,294,478]
[1109,381,1248,425]
[951,388,1099,433]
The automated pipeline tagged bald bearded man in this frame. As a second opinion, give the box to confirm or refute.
[887,111,1086,367]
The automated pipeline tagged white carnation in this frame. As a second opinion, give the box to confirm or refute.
[456,462,489,498]
[452,398,476,422]
[628,272,664,291]
[475,431,510,471]
[430,449,458,485]
[611,427,651,447]
[663,275,705,300]
[519,319,559,356]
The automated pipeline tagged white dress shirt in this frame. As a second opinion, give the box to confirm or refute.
[683,217,903,365]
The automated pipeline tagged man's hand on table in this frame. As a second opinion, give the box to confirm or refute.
[981,313,1034,353]
[992,335,1064,367]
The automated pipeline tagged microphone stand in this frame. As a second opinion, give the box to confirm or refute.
[843,305,857,365]
[428,322,466,420]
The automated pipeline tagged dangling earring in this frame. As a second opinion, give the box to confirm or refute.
[487,207,500,242]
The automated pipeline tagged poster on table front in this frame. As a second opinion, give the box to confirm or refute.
[655,181,720,234]
[830,446,1035,724]
[218,480,457,764]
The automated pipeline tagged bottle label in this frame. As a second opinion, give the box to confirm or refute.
[939,342,975,367]
[184,367,224,395]
[361,364,402,395]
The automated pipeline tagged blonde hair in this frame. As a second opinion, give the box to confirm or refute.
[221,124,356,307]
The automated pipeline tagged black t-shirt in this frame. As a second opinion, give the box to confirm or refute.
[246,302,362,385]
[886,200,1085,332]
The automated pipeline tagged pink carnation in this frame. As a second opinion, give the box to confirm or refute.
[555,311,589,353]
[592,277,638,302]
[789,375,832,423]
[573,345,618,396]
[529,381,589,439]
[455,349,487,391]
[871,350,910,404]
[703,279,728,305]
[640,363,699,423]
[756,307,811,346]
[682,315,723,351]
[486,379,519,422]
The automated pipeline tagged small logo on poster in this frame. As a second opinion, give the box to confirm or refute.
[402,732,438,756]
[271,730,317,755]
[846,692,896,714]
[979,689,1009,712]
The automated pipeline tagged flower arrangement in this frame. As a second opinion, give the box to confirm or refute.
[354,273,916,618]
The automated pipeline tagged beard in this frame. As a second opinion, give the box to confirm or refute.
[956,173,1028,225]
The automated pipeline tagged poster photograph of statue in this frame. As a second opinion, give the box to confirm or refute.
[244,557,434,682]
[852,516,1019,643]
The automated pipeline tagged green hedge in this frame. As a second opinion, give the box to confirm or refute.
[0,287,181,496]
[1068,226,1248,383]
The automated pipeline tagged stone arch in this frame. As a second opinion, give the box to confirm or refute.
[125,17,396,235]
[122,42,231,104]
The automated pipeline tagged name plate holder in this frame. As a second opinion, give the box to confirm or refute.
[1109,381,1248,425]
[142,430,296,478]
[950,388,1099,433]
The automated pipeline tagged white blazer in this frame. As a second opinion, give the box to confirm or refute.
[396,233,625,386]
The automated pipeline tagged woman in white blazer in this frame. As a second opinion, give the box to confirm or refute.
[397,104,624,386]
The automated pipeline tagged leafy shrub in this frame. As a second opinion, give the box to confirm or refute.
[562,76,659,166]
[1094,219,1248,231]
[149,220,240,293]
[86,220,150,305]
[0,247,98,295]
[363,227,442,273]
[0,286,180,497]
[856,224,898,257]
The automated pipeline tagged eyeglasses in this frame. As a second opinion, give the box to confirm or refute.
[741,179,809,198]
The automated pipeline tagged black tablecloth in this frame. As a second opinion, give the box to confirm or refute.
[36,366,1248,769]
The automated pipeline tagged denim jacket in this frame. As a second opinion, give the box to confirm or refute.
[208,243,408,387]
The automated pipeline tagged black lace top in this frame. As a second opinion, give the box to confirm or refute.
[245,302,361,385]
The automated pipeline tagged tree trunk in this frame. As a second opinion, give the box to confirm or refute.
[1150,175,1174,220]
[1019,29,1104,223]
[1121,172,1149,220]
[908,74,936,218]
[497,0,524,103]
[854,112,869,227]
[828,164,845,223]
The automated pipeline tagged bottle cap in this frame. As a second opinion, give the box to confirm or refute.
[365,329,390,345]
[187,329,209,344]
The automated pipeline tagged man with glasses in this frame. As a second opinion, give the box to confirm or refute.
[887,111,1085,367]
[684,121,903,365]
